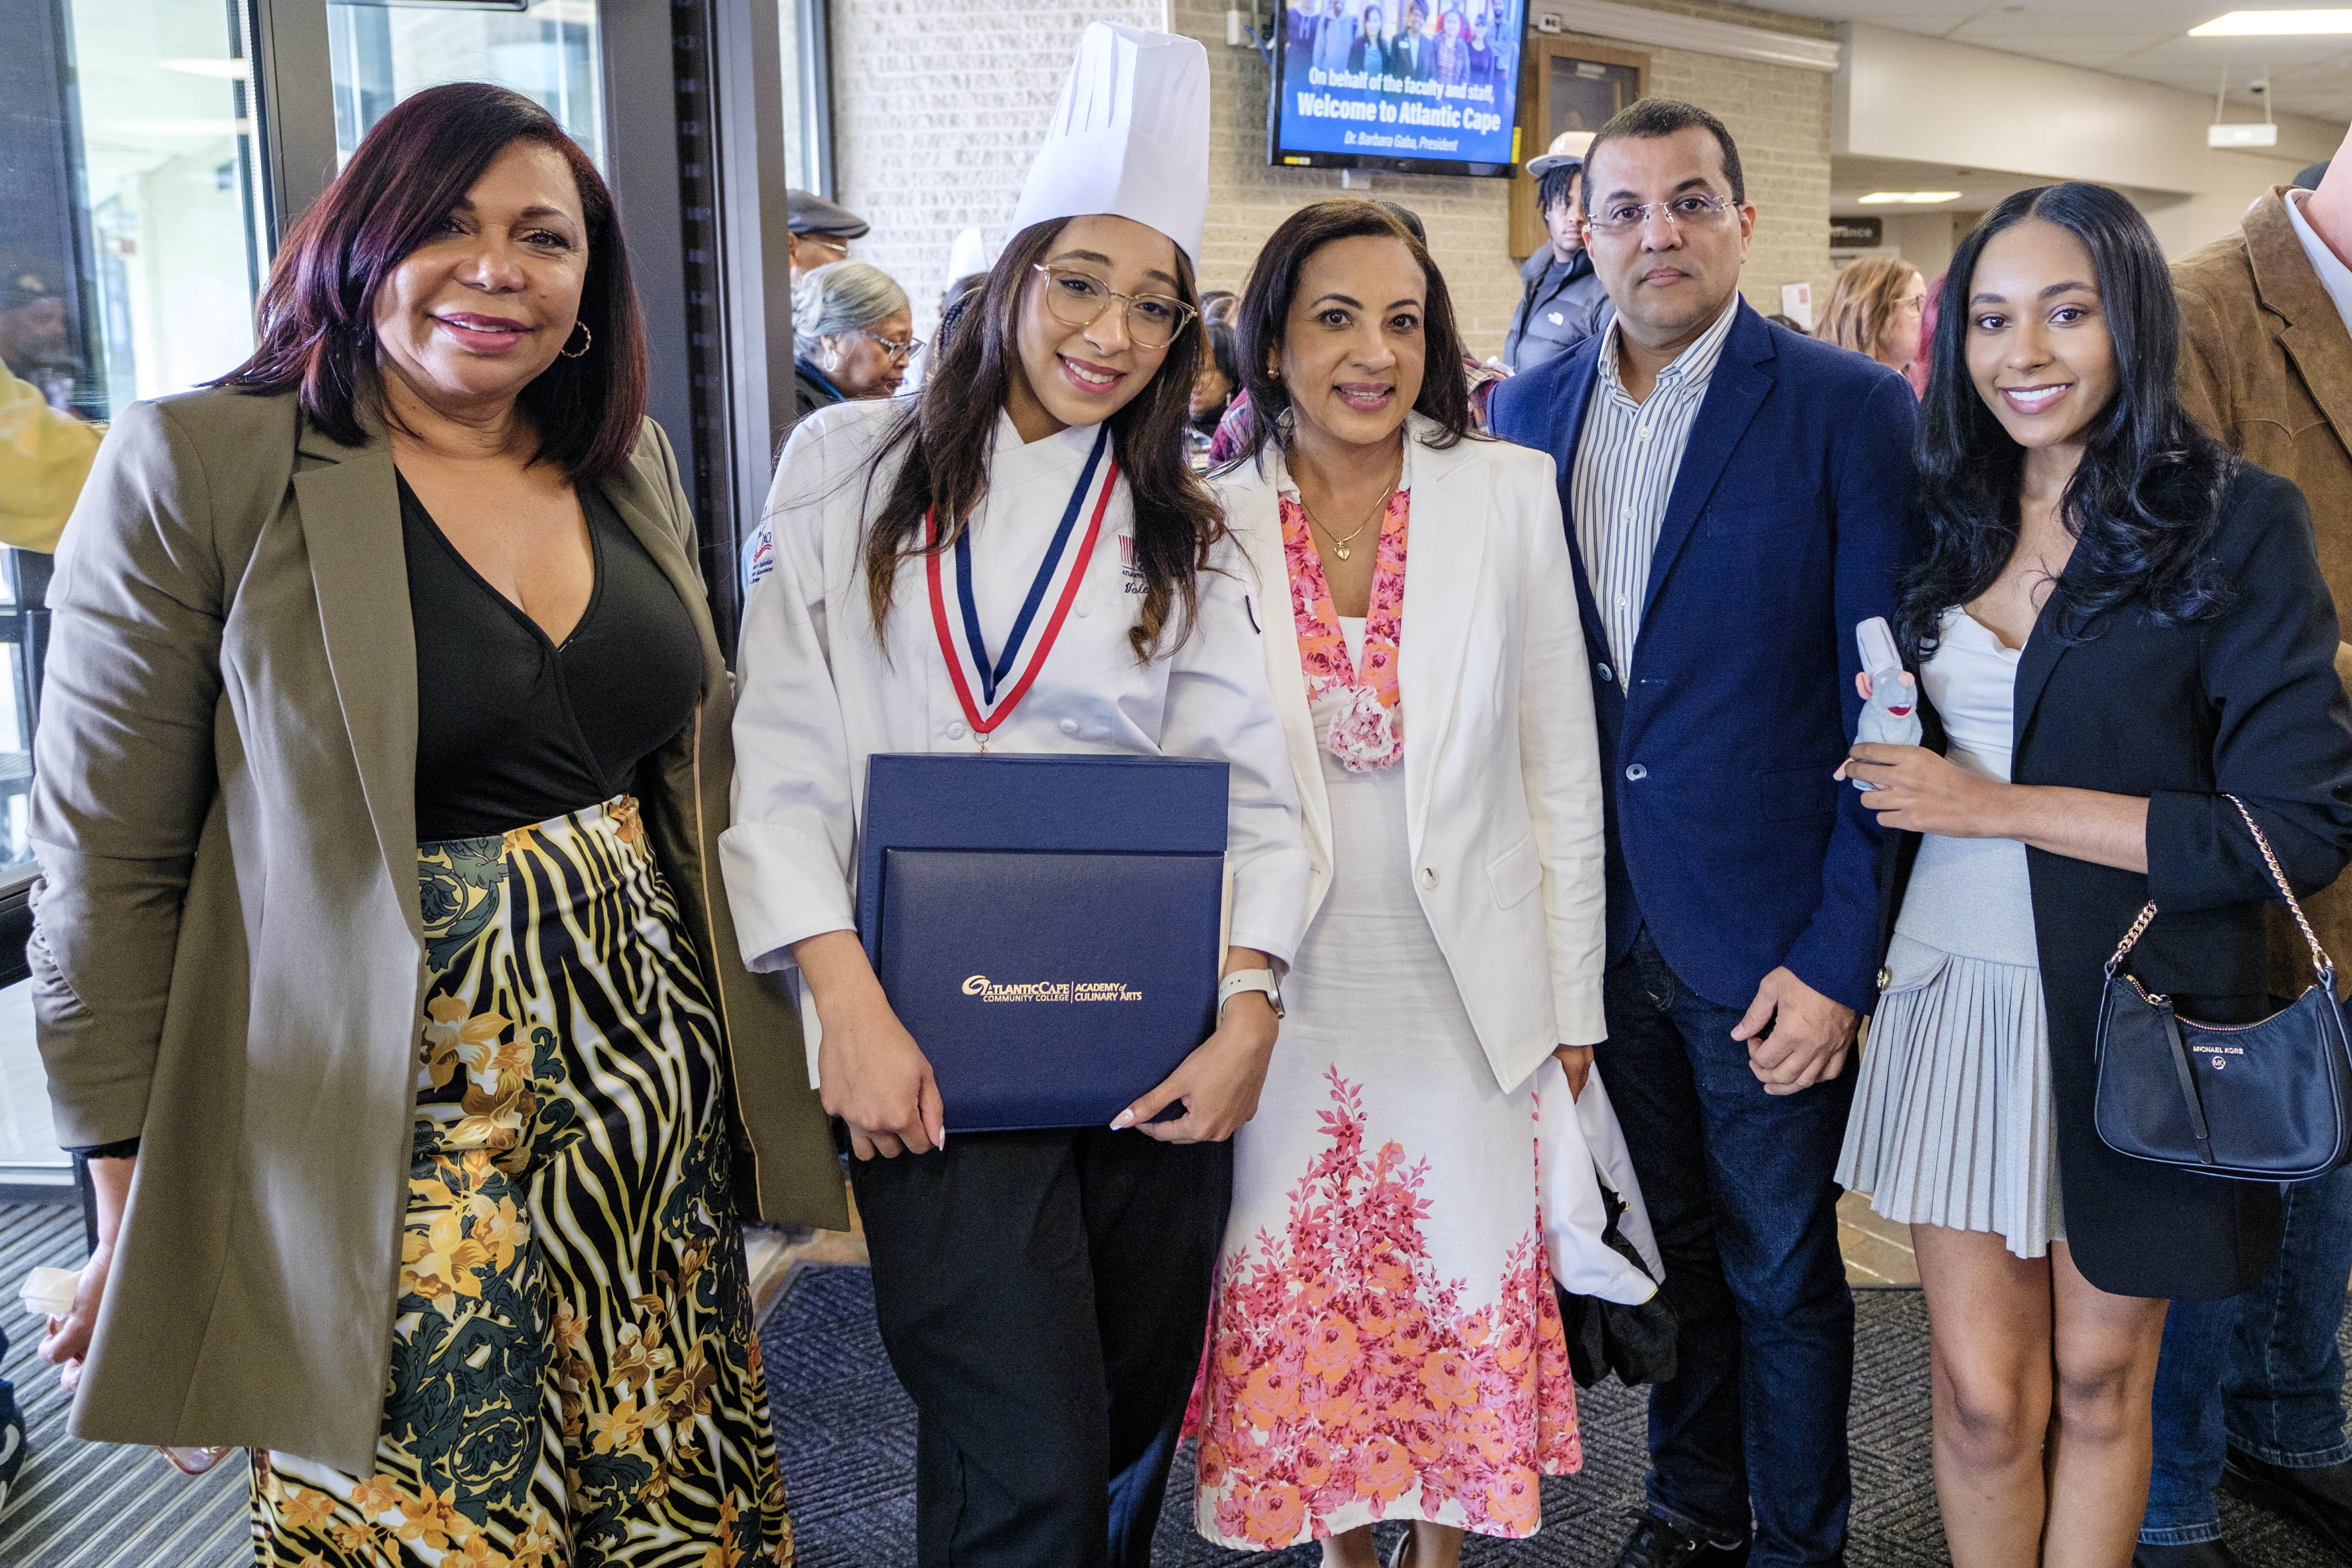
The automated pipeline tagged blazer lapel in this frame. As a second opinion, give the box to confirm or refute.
[2247,191,2352,459]
[1398,422,1487,850]
[1637,302,1772,635]
[1550,353,1613,665]
[603,447,727,683]
[1222,455,1331,873]
[293,415,422,941]
[2011,583,2084,758]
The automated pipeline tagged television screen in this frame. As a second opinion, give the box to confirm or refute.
[1269,0,1525,178]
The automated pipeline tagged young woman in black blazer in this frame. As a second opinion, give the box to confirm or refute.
[1839,183,2352,1565]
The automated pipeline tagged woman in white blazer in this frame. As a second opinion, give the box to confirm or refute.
[1188,200,1608,1568]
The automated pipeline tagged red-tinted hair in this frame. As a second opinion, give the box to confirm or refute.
[218,82,648,482]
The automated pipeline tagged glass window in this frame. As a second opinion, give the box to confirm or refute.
[327,0,605,169]
[0,0,268,1181]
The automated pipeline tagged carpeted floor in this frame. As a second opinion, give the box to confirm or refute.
[6,1196,2347,1567]
[762,1263,2352,1568]
[0,1201,251,1568]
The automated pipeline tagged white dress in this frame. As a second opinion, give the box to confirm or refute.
[1836,606,2064,1257]
[1192,615,1580,1550]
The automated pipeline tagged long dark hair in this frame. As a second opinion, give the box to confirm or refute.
[1227,199,1473,467]
[860,218,1220,661]
[1195,319,1240,431]
[217,83,648,482]
[1898,181,2234,661]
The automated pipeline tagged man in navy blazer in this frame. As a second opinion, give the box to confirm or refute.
[1488,100,1919,1568]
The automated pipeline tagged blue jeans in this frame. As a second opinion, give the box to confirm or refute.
[1601,927,1857,1566]
[2141,1162,2352,1545]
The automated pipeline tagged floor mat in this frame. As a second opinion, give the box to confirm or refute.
[761,1262,2352,1567]
[0,1201,248,1568]
[9,1205,2347,1566]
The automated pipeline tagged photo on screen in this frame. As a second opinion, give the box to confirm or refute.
[1268,0,1527,178]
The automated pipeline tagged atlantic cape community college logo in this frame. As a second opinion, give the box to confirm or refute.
[962,975,1145,1003]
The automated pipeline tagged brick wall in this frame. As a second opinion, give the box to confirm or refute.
[1608,0,1837,323]
[813,0,1833,359]
[822,0,1163,344]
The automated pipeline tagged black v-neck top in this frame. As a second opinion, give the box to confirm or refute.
[401,476,704,840]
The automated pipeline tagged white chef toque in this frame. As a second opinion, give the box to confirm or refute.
[946,226,997,283]
[1007,22,1212,265]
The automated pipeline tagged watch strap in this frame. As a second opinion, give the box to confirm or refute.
[1218,967,1283,1018]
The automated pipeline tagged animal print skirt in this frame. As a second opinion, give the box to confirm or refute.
[251,796,790,1567]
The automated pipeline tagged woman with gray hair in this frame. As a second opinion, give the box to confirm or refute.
[792,260,916,422]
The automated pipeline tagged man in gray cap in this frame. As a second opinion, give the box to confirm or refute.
[1502,130,1611,373]
[785,189,871,283]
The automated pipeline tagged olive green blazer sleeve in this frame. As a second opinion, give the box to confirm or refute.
[28,397,238,1148]
[620,418,849,1231]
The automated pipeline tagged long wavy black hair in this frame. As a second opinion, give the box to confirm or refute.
[858,218,1219,661]
[1896,181,2235,663]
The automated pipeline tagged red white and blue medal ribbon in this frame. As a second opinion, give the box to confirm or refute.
[925,425,1118,744]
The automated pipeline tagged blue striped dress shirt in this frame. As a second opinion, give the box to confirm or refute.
[1570,298,1740,686]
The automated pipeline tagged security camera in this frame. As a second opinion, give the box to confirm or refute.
[2248,77,2268,93]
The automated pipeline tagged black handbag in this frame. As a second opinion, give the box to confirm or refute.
[2093,794,2352,1181]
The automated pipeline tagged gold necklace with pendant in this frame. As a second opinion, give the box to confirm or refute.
[1303,460,1401,563]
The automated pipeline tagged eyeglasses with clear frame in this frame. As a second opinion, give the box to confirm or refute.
[859,327,924,364]
[1580,193,1741,237]
[1031,263,1197,349]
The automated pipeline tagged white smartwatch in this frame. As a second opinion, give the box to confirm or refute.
[1218,967,1284,1019]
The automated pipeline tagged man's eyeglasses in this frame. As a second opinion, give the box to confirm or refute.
[859,328,924,364]
[1032,264,1197,349]
[1581,193,1740,237]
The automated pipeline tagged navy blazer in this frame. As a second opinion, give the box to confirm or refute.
[1487,300,1922,1013]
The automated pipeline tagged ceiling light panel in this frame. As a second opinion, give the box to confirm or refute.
[2190,9,2352,33]
[1857,191,1963,204]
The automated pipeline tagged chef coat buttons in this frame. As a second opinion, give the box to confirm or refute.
[1418,866,1439,890]
[1075,600,1092,617]
[946,721,969,740]
[1059,718,1080,736]
[1625,763,1648,781]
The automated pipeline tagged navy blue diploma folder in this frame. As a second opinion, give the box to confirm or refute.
[856,753,1229,1132]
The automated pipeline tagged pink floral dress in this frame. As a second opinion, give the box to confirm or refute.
[1191,454,1580,1550]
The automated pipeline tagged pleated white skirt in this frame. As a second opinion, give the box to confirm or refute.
[1836,832,2065,1258]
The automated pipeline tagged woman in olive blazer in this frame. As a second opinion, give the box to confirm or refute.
[27,84,841,1524]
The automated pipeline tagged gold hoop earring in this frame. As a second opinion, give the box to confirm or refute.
[560,322,592,359]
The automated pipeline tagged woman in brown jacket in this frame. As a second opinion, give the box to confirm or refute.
[29,83,840,1565]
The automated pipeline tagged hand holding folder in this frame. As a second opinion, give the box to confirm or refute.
[845,753,1239,1137]
[794,929,947,1160]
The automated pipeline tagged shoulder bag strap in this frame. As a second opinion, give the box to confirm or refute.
[2106,793,2337,992]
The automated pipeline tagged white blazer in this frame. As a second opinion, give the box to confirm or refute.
[1218,414,1607,1093]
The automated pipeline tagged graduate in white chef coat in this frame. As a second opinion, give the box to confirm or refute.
[723,25,1309,1568]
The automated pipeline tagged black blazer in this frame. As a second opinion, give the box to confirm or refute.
[1883,465,2352,1300]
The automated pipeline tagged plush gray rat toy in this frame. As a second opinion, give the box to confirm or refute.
[1853,615,1921,789]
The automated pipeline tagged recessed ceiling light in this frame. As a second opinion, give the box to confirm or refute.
[2190,9,2352,33]
[1857,191,1963,204]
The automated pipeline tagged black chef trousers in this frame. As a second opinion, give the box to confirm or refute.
[846,1124,1233,1568]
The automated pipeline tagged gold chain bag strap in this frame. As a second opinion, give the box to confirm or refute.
[2092,794,2352,1180]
